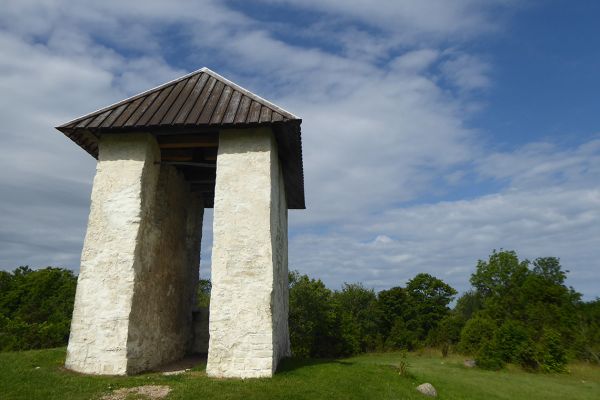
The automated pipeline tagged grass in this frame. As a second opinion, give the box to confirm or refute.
[0,348,598,400]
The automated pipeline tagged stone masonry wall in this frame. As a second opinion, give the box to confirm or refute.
[270,159,291,366]
[206,127,289,378]
[66,133,204,375]
[126,165,203,374]
[66,134,161,375]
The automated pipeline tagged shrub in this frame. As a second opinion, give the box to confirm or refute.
[459,316,496,355]
[538,328,567,372]
[385,318,418,351]
[493,319,530,363]
[288,272,340,358]
[476,340,504,370]
[0,267,77,351]
[333,283,381,354]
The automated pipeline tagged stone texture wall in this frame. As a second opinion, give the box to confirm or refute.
[271,160,291,365]
[126,165,204,374]
[206,128,289,378]
[66,133,204,375]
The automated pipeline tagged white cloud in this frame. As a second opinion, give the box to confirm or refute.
[251,0,515,40]
[477,138,600,189]
[1,0,598,301]
[291,184,600,297]
[440,51,491,91]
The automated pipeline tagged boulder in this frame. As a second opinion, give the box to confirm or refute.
[464,359,476,368]
[416,383,437,397]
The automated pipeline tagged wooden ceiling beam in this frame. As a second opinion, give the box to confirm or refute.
[159,141,218,149]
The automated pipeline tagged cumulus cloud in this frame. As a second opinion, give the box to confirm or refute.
[1,0,598,300]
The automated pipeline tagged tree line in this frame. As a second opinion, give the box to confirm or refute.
[0,266,76,350]
[1,250,599,372]
[289,250,600,371]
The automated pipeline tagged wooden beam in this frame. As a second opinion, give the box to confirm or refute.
[157,133,219,149]
[161,156,194,162]
[159,141,218,149]
[158,161,216,168]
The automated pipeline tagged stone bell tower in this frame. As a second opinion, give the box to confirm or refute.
[55,67,305,378]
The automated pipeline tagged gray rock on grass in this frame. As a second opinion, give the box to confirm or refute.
[416,382,437,397]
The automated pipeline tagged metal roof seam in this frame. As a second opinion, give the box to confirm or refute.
[139,84,176,126]
[199,67,300,120]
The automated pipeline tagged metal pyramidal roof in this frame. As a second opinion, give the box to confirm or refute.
[56,67,305,209]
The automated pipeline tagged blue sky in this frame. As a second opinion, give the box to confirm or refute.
[0,0,598,299]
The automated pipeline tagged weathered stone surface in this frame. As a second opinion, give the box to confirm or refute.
[416,383,437,397]
[206,128,290,378]
[126,164,203,374]
[66,133,204,375]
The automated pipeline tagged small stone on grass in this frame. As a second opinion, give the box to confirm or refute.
[416,383,437,397]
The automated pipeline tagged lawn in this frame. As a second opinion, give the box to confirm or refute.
[0,348,598,400]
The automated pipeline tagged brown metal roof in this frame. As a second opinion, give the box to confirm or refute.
[56,67,305,209]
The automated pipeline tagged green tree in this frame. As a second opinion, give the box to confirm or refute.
[334,283,382,354]
[0,266,77,351]
[461,251,578,371]
[574,298,600,364]
[429,314,464,355]
[470,250,530,320]
[288,271,340,358]
[459,315,496,355]
[454,291,483,321]
[385,317,418,350]
[196,279,211,308]
[405,273,457,340]
[493,319,529,364]
[377,286,409,339]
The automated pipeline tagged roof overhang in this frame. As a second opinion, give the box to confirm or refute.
[56,67,305,209]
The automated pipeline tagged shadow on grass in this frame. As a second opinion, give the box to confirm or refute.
[277,357,354,373]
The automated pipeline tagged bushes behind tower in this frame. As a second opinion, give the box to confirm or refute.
[1,250,599,373]
[0,266,77,351]
[288,250,600,372]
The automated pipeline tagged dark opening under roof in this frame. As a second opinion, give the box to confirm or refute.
[56,67,305,209]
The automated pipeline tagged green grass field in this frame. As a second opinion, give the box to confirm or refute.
[0,348,598,400]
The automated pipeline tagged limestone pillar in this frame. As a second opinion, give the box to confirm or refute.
[66,133,203,375]
[207,128,290,379]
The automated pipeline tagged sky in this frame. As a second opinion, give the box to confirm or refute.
[0,0,599,299]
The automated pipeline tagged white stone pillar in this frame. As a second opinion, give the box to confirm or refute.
[66,133,204,375]
[207,128,290,379]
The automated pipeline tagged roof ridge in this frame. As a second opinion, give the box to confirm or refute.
[58,67,300,128]
[200,67,300,120]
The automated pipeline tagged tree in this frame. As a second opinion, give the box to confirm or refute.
[377,286,409,339]
[196,279,211,308]
[459,315,496,355]
[470,250,530,320]
[461,250,578,371]
[0,266,77,351]
[574,298,600,364]
[454,291,483,321]
[334,283,381,353]
[288,271,340,357]
[405,273,457,340]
